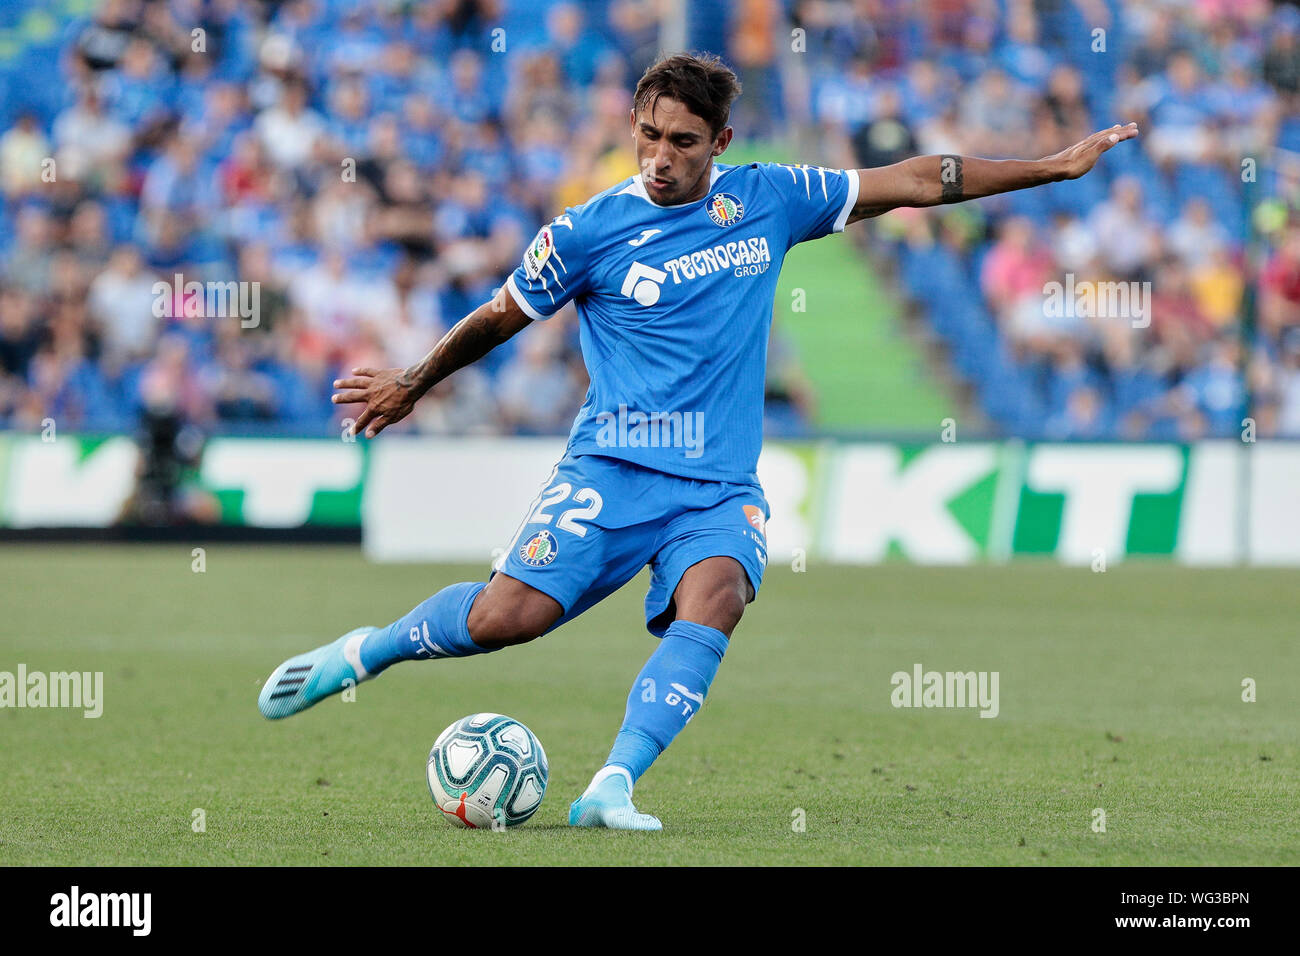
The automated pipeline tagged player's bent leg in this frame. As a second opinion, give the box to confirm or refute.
[359,572,562,670]
[572,481,766,825]
[667,555,752,638]
[570,613,729,831]
[572,562,749,829]
[258,575,560,721]
[466,572,564,649]
[261,453,649,723]
[258,581,483,721]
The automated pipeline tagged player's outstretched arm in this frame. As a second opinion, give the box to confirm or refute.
[845,122,1139,224]
[331,284,532,438]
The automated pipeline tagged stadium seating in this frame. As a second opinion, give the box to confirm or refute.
[0,0,1296,440]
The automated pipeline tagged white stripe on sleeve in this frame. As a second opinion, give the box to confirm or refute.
[505,273,549,321]
[833,168,860,233]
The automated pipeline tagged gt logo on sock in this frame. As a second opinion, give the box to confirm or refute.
[664,682,704,721]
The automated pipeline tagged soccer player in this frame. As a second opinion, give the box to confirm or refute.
[259,53,1136,830]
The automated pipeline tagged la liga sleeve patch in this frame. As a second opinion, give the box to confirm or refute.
[523,225,554,280]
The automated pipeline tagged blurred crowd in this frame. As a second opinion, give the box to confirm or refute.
[805,0,1300,439]
[0,0,804,438]
[1,0,1298,442]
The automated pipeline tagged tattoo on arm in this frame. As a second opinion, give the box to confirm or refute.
[940,155,964,203]
[399,309,505,397]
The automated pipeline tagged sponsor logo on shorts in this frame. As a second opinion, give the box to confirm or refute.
[743,504,766,536]
[519,529,558,567]
[706,192,745,227]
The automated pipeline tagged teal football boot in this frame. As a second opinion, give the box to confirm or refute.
[258,627,375,720]
[568,767,663,831]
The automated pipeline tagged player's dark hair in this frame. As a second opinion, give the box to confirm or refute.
[633,52,742,137]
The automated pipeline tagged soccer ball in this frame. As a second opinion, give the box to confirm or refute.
[427,713,548,829]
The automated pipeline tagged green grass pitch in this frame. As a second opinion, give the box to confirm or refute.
[0,544,1296,866]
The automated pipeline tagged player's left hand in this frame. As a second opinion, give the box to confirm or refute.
[331,366,418,438]
[1046,123,1139,180]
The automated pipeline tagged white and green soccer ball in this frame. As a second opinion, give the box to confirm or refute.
[427,713,548,829]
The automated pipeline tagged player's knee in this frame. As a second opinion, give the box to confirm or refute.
[676,580,748,637]
[466,582,560,648]
[467,602,541,647]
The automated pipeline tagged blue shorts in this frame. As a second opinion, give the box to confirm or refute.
[491,453,770,637]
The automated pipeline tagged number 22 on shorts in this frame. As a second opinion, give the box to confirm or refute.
[527,483,604,537]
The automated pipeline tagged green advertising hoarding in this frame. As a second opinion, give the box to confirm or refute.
[0,434,1292,567]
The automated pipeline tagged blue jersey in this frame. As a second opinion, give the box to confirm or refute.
[505,161,860,483]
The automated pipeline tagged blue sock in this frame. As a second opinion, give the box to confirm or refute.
[359,581,492,674]
[604,620,729,784]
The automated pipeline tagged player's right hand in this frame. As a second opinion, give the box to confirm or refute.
[332,367,418,438]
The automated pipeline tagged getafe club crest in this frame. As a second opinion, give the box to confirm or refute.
[520,529,558,567]
[706,192,744,227]
[523,226,554,280]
